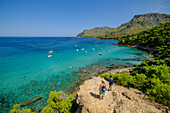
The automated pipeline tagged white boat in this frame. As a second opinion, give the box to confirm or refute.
[49,50,53,54]
[47,55,52,58]
[100,52,102,56]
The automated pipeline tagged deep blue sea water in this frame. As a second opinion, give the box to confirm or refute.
[0,37,153,112]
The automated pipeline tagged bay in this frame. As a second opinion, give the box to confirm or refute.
[0,37,152,112]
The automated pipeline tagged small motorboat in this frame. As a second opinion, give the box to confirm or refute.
[99,52,102,56]
[69,66,73,69]
[49,50,53,54]
[47,55,52,58]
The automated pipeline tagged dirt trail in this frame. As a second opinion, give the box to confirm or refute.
[76,76,169,113]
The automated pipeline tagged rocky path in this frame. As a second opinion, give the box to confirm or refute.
[103,67,133,74]
[76,76,169,113]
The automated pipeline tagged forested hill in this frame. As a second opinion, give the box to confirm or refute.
[77,13,170,38]
[118,22,170,60]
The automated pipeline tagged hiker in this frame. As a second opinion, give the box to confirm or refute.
[108,75,114,91]
[99,80,106,100]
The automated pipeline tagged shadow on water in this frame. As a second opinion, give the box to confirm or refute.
[90,92,100,100]
[115,57,145,62]
[126,52,143,56]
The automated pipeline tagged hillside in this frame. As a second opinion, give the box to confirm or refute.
[77,13,170,38]
[118,22,170,59]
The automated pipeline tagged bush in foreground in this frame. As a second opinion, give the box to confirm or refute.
[10,104,35,113]
[41,91,74,113]
[10,91,75,113]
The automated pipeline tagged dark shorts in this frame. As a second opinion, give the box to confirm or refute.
[109,82,113,86]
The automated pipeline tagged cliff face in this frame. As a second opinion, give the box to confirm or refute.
[77,26,114,38]
[76,76,169,113]
[77,13,170,38]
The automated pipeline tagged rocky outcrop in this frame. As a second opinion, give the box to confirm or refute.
[76,76,169,113]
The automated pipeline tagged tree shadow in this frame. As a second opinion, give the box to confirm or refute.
[90,92,100,99]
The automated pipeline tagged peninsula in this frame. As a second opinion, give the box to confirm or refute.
[77,13,170,39]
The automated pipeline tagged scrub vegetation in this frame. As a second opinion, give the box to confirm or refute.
[10,91,77,113]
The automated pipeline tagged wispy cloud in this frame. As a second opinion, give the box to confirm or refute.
[153,0,170,12]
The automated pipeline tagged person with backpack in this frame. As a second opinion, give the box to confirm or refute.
[108,75,114,91]
[99,80,106,100]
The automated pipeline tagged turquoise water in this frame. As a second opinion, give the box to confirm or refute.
[0,37,152,112]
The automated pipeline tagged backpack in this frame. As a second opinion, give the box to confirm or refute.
[110,78,114,83]
[102,85,106,92]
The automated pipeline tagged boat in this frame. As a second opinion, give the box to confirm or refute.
[47,55,52,58]
[49,50,53,54]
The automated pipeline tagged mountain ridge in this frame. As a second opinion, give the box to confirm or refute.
[77,13,170,38]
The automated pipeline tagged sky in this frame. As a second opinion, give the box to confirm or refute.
[0,0,170,37]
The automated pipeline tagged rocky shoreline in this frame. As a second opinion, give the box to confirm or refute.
[102,67,133,75]
[65,63,134,94]
[114,43,157,57]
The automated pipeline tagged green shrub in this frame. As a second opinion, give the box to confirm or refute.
[133,73,147,91]
[101,71,133,87]
[41,91,74,113]
[10,104,34,113]
[10,91,75,113]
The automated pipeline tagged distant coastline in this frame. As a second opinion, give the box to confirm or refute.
[77,13,170,39]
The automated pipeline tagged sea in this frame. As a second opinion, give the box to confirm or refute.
[0,37,153,112]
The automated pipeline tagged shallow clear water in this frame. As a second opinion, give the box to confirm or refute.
[0,37,152,112]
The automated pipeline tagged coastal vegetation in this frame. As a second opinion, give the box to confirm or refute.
[10,91,76,113]
[118,22,170,59]
[41,91,75,113]
[101,22,170,106]
[10,104,34,113]
[77,13,170,39]
[101,61,170,105]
